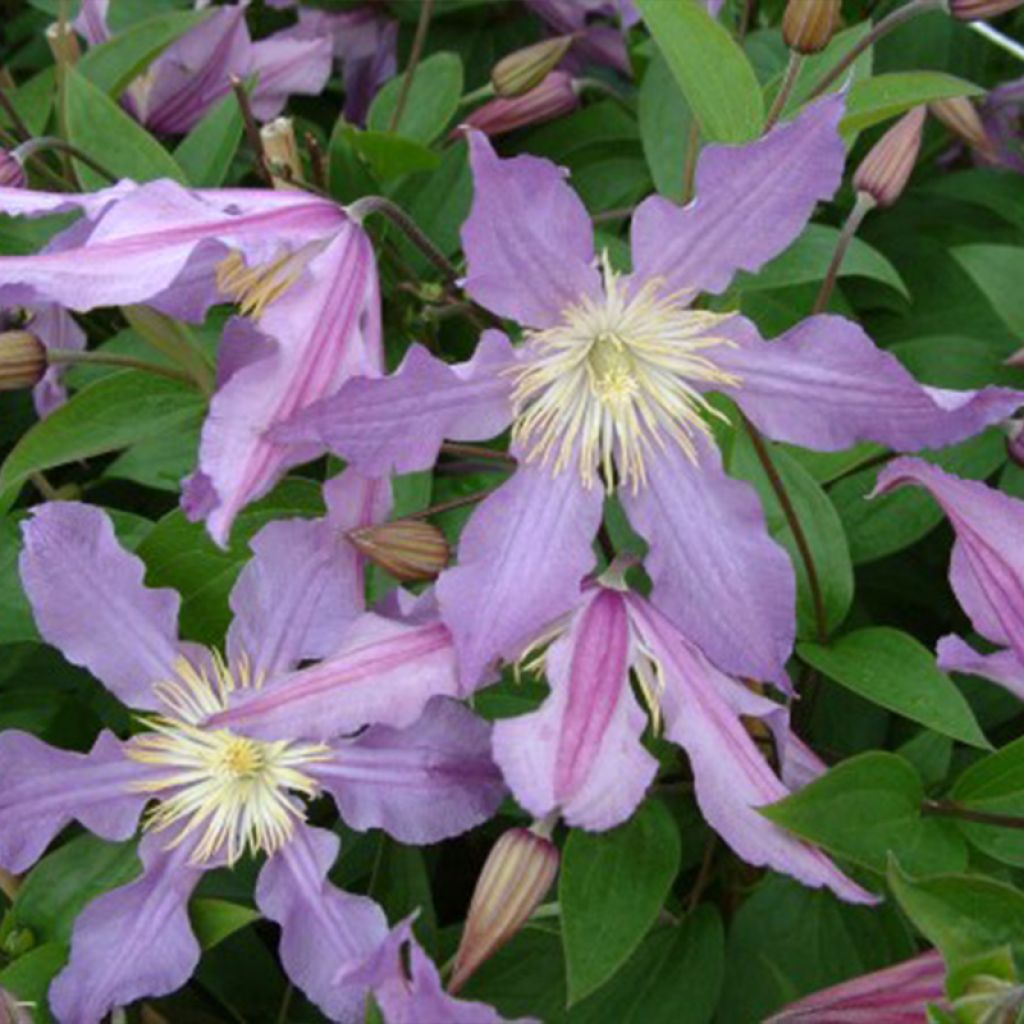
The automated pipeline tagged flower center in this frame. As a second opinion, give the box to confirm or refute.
[508,254,741,492]
[126,653,328,865]
[215,248,312,319]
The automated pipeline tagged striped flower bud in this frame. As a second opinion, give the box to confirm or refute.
[492,35,574,98]
[347,519,450,582]
[450,827,559,994]
[260,117,303,190]
[0,331,46,391]
[0,149,26,189]
[949,0,1024,19]
[929,97,997,160]
[464,71,579,138]
[782,0,841,55]
[852,106,926,208]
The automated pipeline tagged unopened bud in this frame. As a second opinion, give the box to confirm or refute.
[464,71,579,138]
[852,106,926,208]
[1007,420,1024,469]
[348,519,449,582]
[45,21,80,67]
[929,96,997,161]
[949,0,1024,19]
[782,0,841,54]
[260,117,303,190]
[1006,346,1024,369]
[0,150,26,189]
[0,986,33,1024]
[492,35,574,98]
[0,331,46,390]
[450,827,559,994]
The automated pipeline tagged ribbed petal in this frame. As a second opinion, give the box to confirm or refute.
[311,697,505,843]
[256,824,388,1024]
[246,32,334,121]
[462,130,601,328]
[28,303,86,418]
[937,635,1024,701]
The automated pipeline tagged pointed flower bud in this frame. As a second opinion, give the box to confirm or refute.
[0,986,33,1024]
[782,0,841,55]
[0,331,47,391]
[949,0,1024,19]
[929,96,997,160]
[1007,346,1024,369]
[347,519,450,582]
[0,149,26,189]
[450,826,559,994]
[852,105,926,208]
[491,35,574,97]
[260,117,303,190]
[464,71,579,138]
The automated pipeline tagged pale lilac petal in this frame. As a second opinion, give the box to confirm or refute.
[937,635,1024,701]
[74,0,111,46]
[462,130,601,328]
[311,697,505,843]
[208,614,460,741]
[49,832,205,1024]
[0,180,134,220]
[436,458,604,689]
[195,220,382,545]
[767,949,948,1023]
[274,330,515,477]
[779,731,830,792]
[492,589,657,831]
[874,459,1024,663]
[716,314,1024,453]
[246,32,334,121]
[334,9,398,124]
[20,502,187,710]
[227,470,391,678]
[0,731,148,873]
[630,93,846,299]
[620,436,795,687]
[27,302,86,417]
[628,597,875,904]
[256,824,388,1023]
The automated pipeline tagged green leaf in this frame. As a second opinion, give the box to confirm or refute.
[888,861,1024,967]
[174,91,245,188]
[561,799,682,1004]
[189,898,260,951]
[761,752,966,875]
[367,52,464,145]
[950,736,1024,867]
[841,72,983,136]
[798,628,990,749]
[0,372,205,516]
[345,126,440,180]
[78,9,210,97]
[951,245,1024,337]
[636,0,763,143]
[0,943,66,1024]
[638,52,694,202]
[62,67,187,189]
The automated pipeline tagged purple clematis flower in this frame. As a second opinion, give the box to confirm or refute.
[525,0,638,77]
[0,177,383,545]
[75,0,332,134]
[277,94,1024,690]
[0,484,503,1023]
[981,75,1024,174]
[490,572,874,903]
[874,458,1024,701]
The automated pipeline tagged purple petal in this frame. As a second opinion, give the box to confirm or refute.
[874,459,1024,664]
[227,470,390,678]
[49,831,205,1024]
[436,458,604,690]
[628,596,876,904]
[256,824,388,1023]
[20,502,187,710]
[629,93,846,299]
[620,436,796,687]
[208,614,461,741]
[246,31,334,122]
[26,302,86,418]
[0,180,135,221]
[311,697,505,843]
[274,330,515,477]
[0,731,148,873]
[717,314,1024,452]
[937,635,1024,701]
[194,219,382,545]
[74,0,111,46]
[462,129,601,328]
[493,588,657,830]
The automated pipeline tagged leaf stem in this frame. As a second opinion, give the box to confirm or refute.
[13,136,117,183]
[229,75,272,186]
[922,800,1024,830]
[440,442,517,465]
[764,52,804,131]
[812,191,876,314]
[0,87,32,141]
[46,348,198,387]
[389,0,435,133]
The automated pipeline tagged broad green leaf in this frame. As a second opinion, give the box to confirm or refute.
[345,127,440,180]
[62,67,187,188]
[924,170,1024,233]
[761,752,966,875]
[368,840,438,954]
[367,52,464,145]
[561,799,682,1003]
[636,0,763,143]
[6,67,55,137]
[798,628,990,749]
[950,736,1024,867]
[0,943,66,1024]
[841,72,983,136]
[638,52,694,202]
[174,91,245,187]
[0,372,205,516]
[889,334,1020,391]
[0,517,35,645]
[189,898,260,951]
[77,9,210,97]
[327,117,379,202]
[951,245,1024,337]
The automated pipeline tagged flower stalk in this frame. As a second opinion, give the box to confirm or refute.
[12,136,117,184]
[812,191,876,314]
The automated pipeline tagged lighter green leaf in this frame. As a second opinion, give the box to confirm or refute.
[841,72,983,136]
[368,52,463,145]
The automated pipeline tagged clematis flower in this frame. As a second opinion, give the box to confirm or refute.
[874,458,1024,701]
[0,177,383,545]
[0,484,504,1023]
[490,571,874,903]
[75,0,332,134]
[525,0,638,77]
[980,75,1024,175]
[277,94,1024,690]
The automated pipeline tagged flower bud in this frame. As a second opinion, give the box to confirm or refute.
[949,0,1024,19]
[450,827,559,994]
[260,117,303,190]
[0,986,33,1024]
[464,72,579,138]
[929,96,997,161]
[852,106,926,208]
[0,149,26,189]
[45,21,80,67]
[1007,346,1024,369]
[347,519,450,582]
[491,35,574,98]
[1007,420,1024,469]
[0,331,46,391]
[782,0,841,55]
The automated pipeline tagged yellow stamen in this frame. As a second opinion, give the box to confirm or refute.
[215,249,309,319]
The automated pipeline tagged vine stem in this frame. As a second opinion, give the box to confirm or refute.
[923,800,1024,830]
[12,136,117,183]
[764,52,804,131]
[404,489,493,521]
[441,442,517,465]
[812,192,876,314]
[0,87,31,141]
[46,348,198,387]
[389,0,435,133]
[230,75,272,186]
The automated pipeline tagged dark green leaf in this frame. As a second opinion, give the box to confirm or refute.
[174,92,245,188]
[189,898,260,951]
[841,72,983,136]
[367,52,464,145]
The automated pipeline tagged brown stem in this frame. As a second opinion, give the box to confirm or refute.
[389,0,435,133]
[441,442,517,465]
[923,800,1024,830]
[0,87,31,141]
[405,489,491,520]
[593,205,635,224]
[764,52,803,132]
[230,75,273,186]
[304,130,328,192]
[812,192,876,314]
[13,136,117,183]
